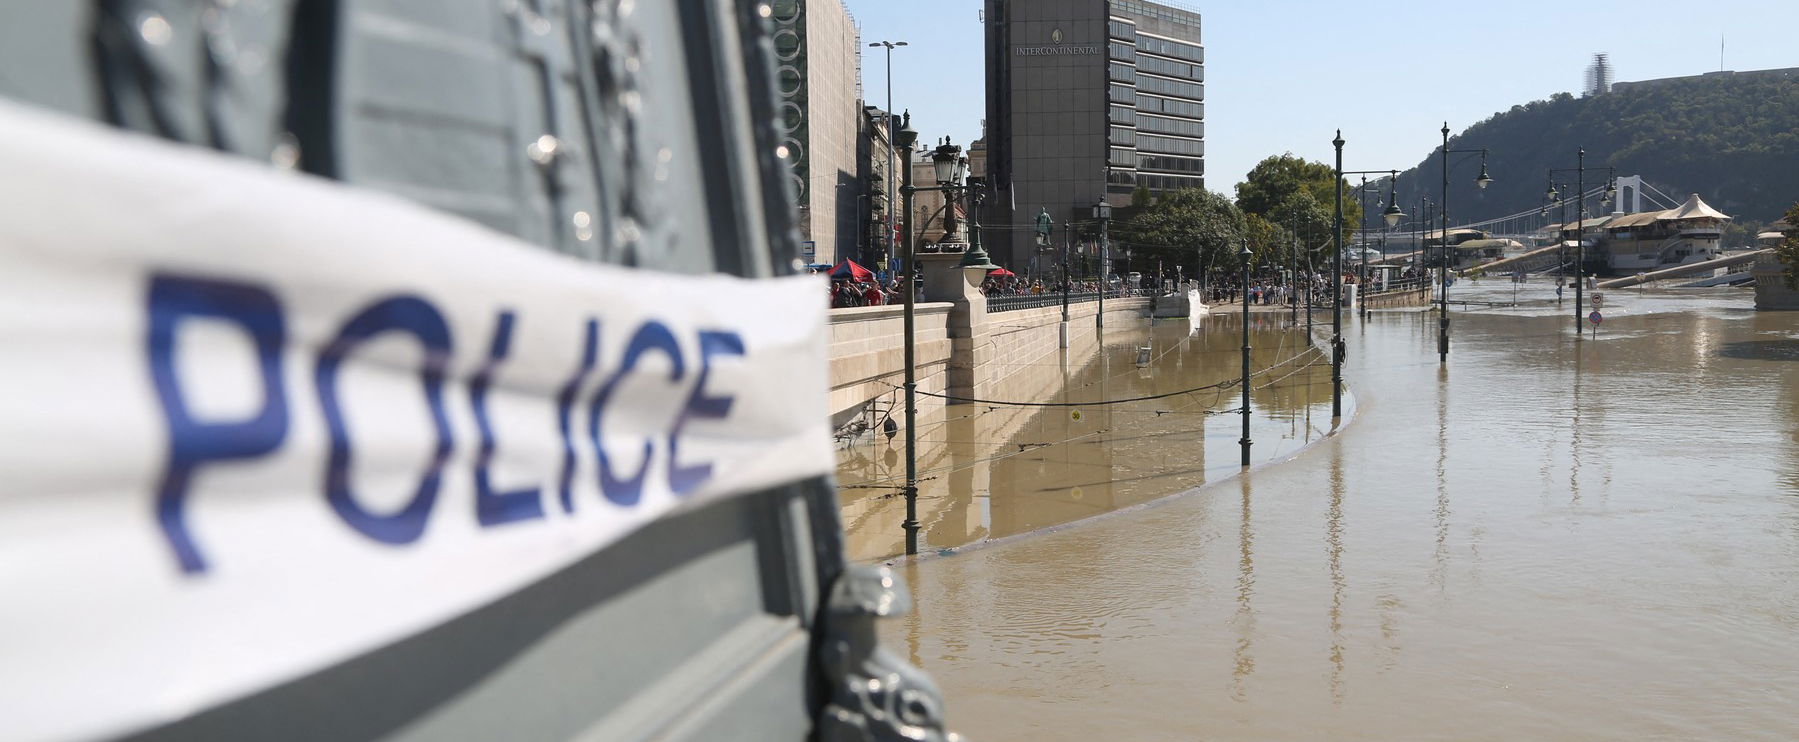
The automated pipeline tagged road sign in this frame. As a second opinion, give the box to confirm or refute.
[1589,311,1603,325]
[1591,293,1605,308]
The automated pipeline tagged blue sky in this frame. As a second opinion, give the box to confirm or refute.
[847,0,1799,196]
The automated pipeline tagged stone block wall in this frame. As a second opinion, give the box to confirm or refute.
[827,303,953,423]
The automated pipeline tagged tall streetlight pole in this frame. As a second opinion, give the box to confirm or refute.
[1357,175,1370,320]
[1547,157,1617,338]
[894,113,919,556]
[1330,133,1409,418]
[870,40,907,277]
[1331,132,1345,419]
[1289,212,1299,325]
[1239,240,1253,468]
[896,133,994,556]
[1437,123,1492,364]
[1095,198,1112,327]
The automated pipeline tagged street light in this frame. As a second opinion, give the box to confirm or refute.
[1383,170,1406,228]
[894,112,920,556]
[1329,132,1407,417]
[1331,131,1345,419]
[930,140,959,185]
[870,41,906,277]
[1239,241,1253,468]
[1547,153,1616,338]
[893,130,993,556]
[1094,198,1112,328]
[1437,122,1493,365]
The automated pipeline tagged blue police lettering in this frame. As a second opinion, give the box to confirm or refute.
[316,295,455,545]
[147,275,750,573]
[470,310,545,527]
[555,319,599,513]
[148,274,290,574]
[590,321,685,507]
[669,330,745,495]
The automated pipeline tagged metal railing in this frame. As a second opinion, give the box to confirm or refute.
[1363,277,1430,296]
[984,289,1143,313]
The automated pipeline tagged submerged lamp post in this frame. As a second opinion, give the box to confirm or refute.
[1095,198,1112,327]
[1239,240,1253,468]
[1547,155,1617,338]
[1437,123,1493,364]
[1330,132,1408,418]
[895,131,992,556]
[894,113,921,556]
[1348,171,1407,320]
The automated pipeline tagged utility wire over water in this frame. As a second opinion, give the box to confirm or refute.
[835,313,1340,562]
[886,284,1799,741]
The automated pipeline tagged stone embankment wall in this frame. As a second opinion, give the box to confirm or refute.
[1362,286,1431,309]
[826,257,1150,425]
[828,303,953,425]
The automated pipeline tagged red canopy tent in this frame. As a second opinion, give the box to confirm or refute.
[829,258,874,281]
[987,267,1017,277]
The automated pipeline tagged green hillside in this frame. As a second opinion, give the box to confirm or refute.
[1387,72,1799,228]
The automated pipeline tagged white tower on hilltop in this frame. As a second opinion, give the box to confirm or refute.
[1584,53,1613,96]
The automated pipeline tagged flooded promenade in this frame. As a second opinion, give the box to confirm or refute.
[835,309,1339,563]
[881,283,1799,740]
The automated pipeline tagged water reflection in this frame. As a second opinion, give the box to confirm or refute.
[1231,473,1255,702]
[836,313,1335,562]
[1326,445,1345,704]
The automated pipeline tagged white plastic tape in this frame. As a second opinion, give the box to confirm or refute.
[0,102,830,742]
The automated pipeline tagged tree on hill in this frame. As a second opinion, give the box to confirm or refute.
[1387,74,1799,225]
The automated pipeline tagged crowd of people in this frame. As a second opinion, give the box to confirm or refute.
[826,266,1422,308]
[828,278,900,308]
[1204,270,1385,306]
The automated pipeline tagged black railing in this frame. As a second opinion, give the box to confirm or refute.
[1364,277,1429,296]
[985,289,1142,313]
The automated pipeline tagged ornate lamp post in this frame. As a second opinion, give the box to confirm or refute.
[894,132,992,556]
[1330,132,1409,418]
[1437,123,1493,364]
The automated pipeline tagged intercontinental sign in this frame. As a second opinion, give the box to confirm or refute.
[1015,45,1100,56]
[1016,27,1099,56]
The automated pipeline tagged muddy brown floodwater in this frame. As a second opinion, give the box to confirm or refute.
[836,310,1338,563]
[873,283,1799,741]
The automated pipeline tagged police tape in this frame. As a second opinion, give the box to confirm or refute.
[0,102,831,741]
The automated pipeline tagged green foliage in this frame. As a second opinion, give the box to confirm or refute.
[1389,74,1799,223]
[1776,202,1799,290]
[1233,153,1362,260]
[1130,185,1153,208]
[1116,187,1247,276]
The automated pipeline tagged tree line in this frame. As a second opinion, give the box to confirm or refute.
[1109,154,1363,280]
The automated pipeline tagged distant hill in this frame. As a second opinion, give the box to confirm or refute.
[1386,72,1799,229]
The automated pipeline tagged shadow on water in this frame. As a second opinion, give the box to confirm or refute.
[1718,339,1799,361]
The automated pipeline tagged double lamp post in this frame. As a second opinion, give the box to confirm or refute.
[893,117,997,556]
[1330,131,1408,418]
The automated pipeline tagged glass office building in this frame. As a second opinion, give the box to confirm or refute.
[983,0,1203,272]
